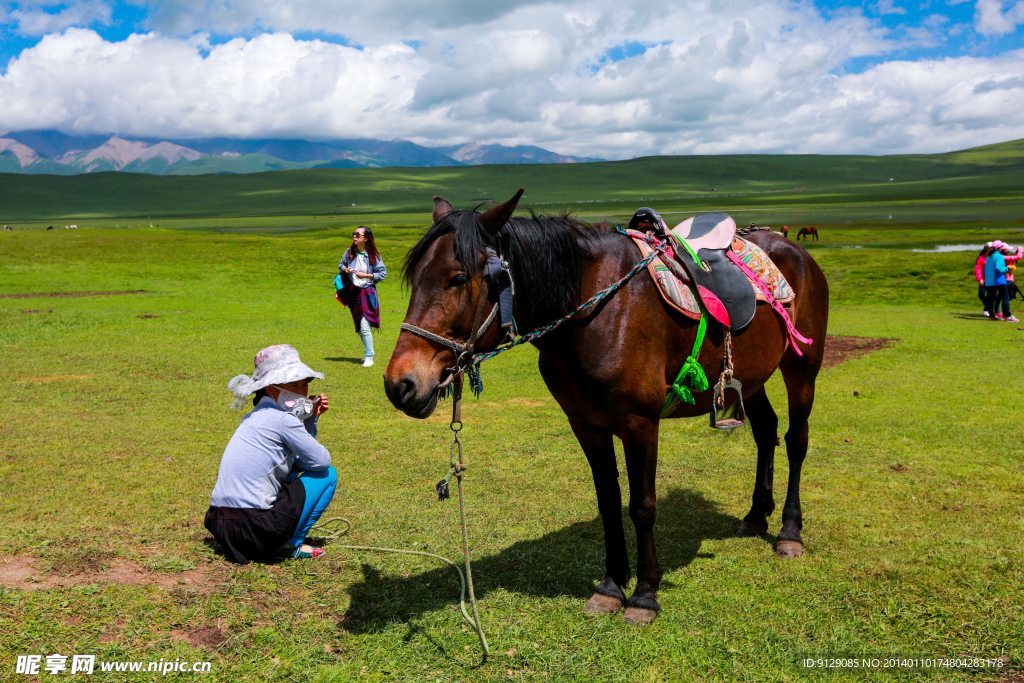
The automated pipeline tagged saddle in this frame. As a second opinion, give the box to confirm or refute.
[625,209,805,430]
[628,209,776,331]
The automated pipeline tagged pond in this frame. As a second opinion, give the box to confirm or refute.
[909,244,985,253]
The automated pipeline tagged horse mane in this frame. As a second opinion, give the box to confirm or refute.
[403,209,602,332]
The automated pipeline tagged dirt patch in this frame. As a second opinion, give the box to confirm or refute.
[0,556,40,585]
[49,546,115,577]
[137,314,160,319]
[0,289,148,299]
[822,335,897,369]
[0,555,223,591]
[20,309,53,314]
[172,625,228,651]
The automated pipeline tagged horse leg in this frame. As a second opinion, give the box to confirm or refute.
[568,418,630,614]
[776,364,817,558]
[620,415,662,624]
[737,386,777,538]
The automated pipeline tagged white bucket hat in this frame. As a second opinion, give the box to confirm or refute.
[227,344,324,410]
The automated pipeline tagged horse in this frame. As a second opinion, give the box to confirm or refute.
[781,225,789,239]
[384,191,829,624]
[797,226,818,241]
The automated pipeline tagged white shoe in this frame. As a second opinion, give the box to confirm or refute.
[362,358,374,367]
[1005,315,1020,322]
[982,310,990,317]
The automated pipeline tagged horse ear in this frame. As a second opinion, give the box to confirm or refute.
[433,196,454,223]
[479,188,524,234]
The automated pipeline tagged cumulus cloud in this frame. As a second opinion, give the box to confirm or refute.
[0,29,426,139]
[10,0,112,36]
[975,0,1024,36]
[0,0,1022,157]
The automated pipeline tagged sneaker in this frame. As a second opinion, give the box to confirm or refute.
[982,310,990,317]
[993,314,1005,321]
[1005,315,1020,322]
[362,357,374,367]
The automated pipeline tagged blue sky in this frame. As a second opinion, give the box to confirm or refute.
[0,0,1022,157]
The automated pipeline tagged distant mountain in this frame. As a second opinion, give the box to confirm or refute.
[0,130,600,176]
[432,142,601,165]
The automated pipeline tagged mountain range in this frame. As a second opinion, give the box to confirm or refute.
[0,130,602,176]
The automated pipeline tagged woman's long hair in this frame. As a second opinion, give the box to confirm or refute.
[347,226,382,265]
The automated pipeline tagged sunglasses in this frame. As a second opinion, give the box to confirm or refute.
[353,232,365,238]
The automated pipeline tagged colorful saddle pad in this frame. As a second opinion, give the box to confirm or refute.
[631,235,794,321]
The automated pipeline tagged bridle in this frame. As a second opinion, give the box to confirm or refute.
[399,293,500,392]
[399,252,508,393]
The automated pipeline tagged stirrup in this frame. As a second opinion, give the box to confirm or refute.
[710,377,746,430]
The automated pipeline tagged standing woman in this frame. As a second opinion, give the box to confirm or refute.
[976,243,991,316]
[983,243,1010,321]
[338,226,387,367]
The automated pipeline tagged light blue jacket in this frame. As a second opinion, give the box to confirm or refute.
[984,252,1008,287]
[210,397,330,509]
[339,250,387,288]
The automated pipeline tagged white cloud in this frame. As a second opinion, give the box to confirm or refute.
[0,1,1022,157]
[0,29,427,139]
[10,0,112,36]
[874,0,908,15]
[975,0,1024,36]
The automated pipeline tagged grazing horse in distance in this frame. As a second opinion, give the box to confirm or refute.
[797,226,818,241]
[385,191,829,624]
[781,225,789,239]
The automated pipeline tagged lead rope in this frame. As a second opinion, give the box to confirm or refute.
[437,372,489,661]
[306,371,489,666]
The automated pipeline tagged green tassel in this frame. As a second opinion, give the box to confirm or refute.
[662,355,709,415]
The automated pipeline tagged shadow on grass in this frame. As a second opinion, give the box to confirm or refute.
[337,486,743,634]
[949,313,998,321]
[324,356,366,365]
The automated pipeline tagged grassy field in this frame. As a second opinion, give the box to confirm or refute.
[1,168,1023,681]
[2,138,1024,227]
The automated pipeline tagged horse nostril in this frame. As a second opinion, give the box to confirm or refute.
[394,376,417,406]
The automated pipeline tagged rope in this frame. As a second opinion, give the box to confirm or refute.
[307,515,490,664]
[471,247,659,365]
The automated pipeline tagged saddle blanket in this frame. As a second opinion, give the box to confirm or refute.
[631,235,794,321]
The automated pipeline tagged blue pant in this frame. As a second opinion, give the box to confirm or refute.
[282,466,338,548]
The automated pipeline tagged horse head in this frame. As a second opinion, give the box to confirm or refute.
[384,189,524,417]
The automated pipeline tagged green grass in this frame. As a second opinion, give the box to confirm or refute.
[1,207,1022,680]
[2,138,1024,226]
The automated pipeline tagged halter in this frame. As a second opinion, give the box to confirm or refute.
[399,246,514,393]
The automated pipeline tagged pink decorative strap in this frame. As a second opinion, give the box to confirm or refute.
[726,250,813,357]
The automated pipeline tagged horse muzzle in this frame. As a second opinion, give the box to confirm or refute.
[383,363,443,418]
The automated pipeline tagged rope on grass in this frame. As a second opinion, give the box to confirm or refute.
[307,517,490,664]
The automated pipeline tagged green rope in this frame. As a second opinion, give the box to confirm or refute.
[307,516,490,664]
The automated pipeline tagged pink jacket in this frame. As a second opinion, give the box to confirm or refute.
[975,254,987,283]
[1005,246,1023,282]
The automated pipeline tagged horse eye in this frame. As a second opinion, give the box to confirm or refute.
[449,273,468,287]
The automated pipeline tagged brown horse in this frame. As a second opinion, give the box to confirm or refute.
[797,226,818,241]
[781,225,789,239]
[384,191,829,624]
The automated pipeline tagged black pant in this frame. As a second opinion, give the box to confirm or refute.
[985,284,1010,318]
[978,282,987,306]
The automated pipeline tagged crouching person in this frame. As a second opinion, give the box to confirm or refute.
[205,344,338,563]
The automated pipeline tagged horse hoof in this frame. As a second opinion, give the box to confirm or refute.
[622,607,659,625]
[737,520,768,538]
[776,540,804,558]
[584,593,623,615]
